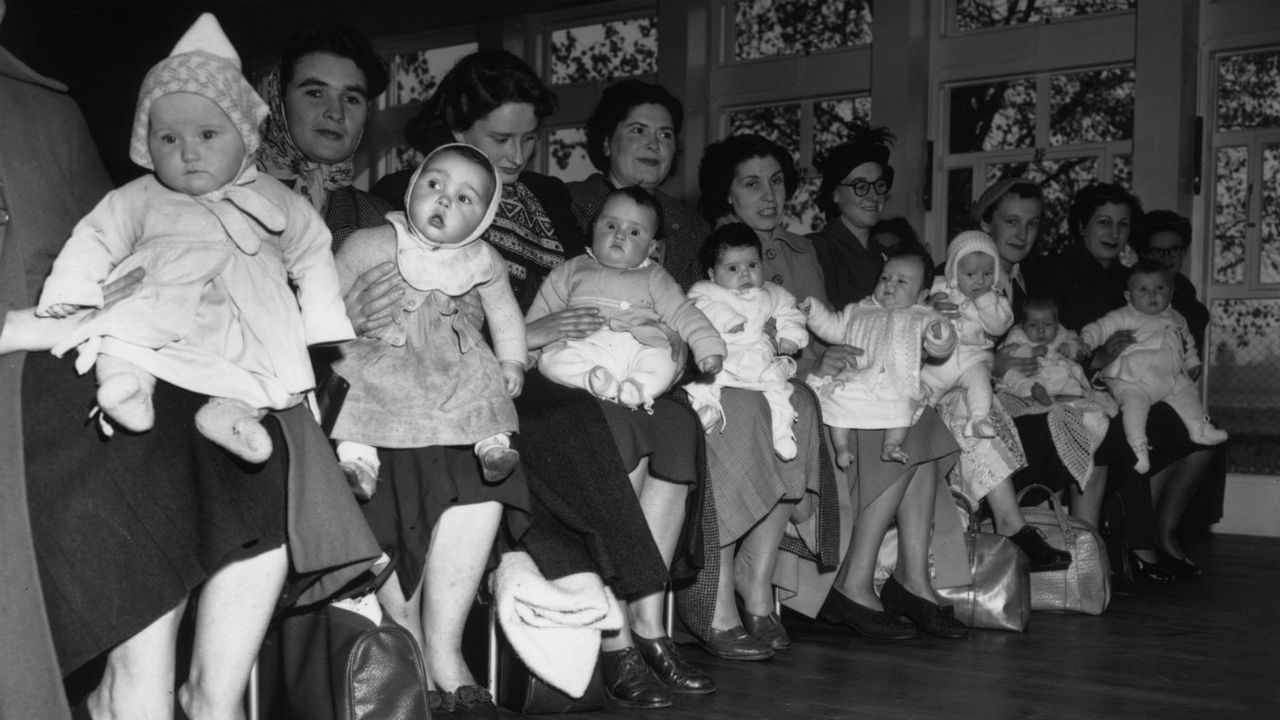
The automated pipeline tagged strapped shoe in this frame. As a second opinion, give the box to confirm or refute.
[599,647,673,708]
[879,577,968,639]
[634,634,716,694]
[1008,525,1072,572]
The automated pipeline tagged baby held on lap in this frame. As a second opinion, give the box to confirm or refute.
[998,296,1091,406]
[803,244,956,466]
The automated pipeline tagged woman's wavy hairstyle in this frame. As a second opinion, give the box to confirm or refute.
[585,79,684,173]
[280,24,388,99]
[1068,183,1144,239]
[696,134,799,225]
[404,49,558,154]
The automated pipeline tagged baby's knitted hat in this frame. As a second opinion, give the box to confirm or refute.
[945,230,1004,290]
[129,13,269,171]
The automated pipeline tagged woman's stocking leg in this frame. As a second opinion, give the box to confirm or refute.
[180,544,287,720]
[984,477,1027,535]
[733,500,793,616]
[629,458,686,639]
[833,465,915,610]
[421,501,502,692]
[88,599,186,720]
[1151,448,1213,559]
[1070,466,1107,527]
[894,463,941,603]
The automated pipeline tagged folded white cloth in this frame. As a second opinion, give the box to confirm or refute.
[492,551,623,698]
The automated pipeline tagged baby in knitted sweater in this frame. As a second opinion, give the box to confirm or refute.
[527,187,725,410]
[804,244,956,466]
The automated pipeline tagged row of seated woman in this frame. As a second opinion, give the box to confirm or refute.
[1,17,1220,720]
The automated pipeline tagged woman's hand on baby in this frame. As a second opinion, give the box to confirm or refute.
[501,361,525,398]
[1091,330,1137,370]
[39,303,80,319]
[345,262,406,336]
[813,345,864,377]
[929,293,960,319]
[525,307,605,350]
[992,345,1037,379]
[102,267,147,308]
[698,354,724,376]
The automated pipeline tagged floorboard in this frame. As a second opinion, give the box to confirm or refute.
[550,534,1280,720]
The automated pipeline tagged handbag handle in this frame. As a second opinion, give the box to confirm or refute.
[1014,483,1074,540]
[949,489,981,537]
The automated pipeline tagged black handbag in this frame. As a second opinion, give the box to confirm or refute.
[492,605,607,714]
[258,557,430,720]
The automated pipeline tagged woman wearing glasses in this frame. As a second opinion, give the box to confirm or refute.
[809,129,899,308]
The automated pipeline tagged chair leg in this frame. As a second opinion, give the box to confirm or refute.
[487,600,499,701]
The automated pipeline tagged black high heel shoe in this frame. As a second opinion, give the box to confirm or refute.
[1156,548,1203,580]
[1130,551,1175,583]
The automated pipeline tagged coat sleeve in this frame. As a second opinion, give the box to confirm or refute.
[36,188,140,312]
[281,197,355,345]
[649,267,725,363]
[477,250,527,367]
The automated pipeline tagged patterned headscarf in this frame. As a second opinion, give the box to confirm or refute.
[255,66,358,212]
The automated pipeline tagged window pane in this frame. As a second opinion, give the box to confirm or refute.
[956,0,1135,33]
[1112,154,1132,190]
[727,103,802,159]
[550,16,657,85]
[988,156,1098,257]
[949,78,1036,153]
[1207,299,1280,474]
[1263,143,1280,284]
[1213,146,1248,285]
[546,127,593,183]
[734,0,872,61]
[786,177,822,235]
[1050,66,1135,146]
[392,42,478,105]
[946,167,975,242]
[813,96,873,162]
[1216,49,1280,132]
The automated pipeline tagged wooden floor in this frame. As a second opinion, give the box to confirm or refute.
[562,534,1280,720]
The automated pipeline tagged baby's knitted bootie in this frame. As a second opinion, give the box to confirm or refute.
[97,372,154,433]
[195,398,271,464]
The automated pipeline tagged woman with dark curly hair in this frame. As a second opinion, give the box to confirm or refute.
[365,52,712,709]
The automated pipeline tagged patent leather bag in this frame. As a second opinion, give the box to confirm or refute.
[936,492,1031,632]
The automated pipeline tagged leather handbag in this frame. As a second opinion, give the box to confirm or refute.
[257,556,431,720]
[1009,484,1112,615]
[936,492,1032,632]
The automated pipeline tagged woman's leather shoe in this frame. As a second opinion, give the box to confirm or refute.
[599,647,674,708]
[1156,548,1203,580]
[741,610,792,650]
[818,589,917,641]
[879,577,968,639]
[702,625,775,660]
[1131,551,1175,583]
[634,634,716,694]
[1008,525,1072,572]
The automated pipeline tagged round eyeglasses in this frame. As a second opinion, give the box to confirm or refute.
[838,178,891,197]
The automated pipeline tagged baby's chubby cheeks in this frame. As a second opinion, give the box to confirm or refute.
[407,145,499,246]
[148,92,248,197]
[590,188,661,271]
